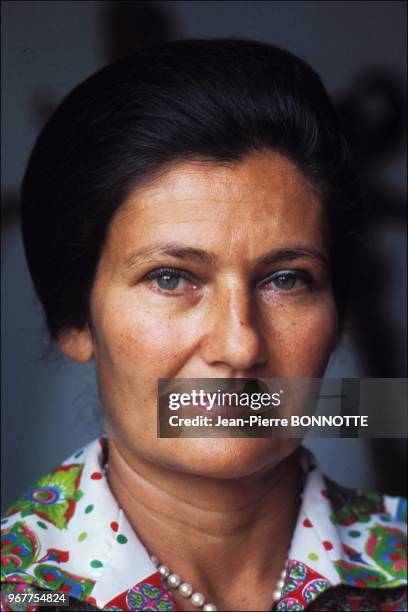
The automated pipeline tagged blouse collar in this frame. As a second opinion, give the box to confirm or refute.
[2,437,406,610]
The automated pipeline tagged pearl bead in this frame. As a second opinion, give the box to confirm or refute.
[179,583,193,597]
[276,578,285,590]
[150,550,288,611]
[167,574,181,588]
[272,589,282,602]
[191,592,205,607]
[158,565,170,578]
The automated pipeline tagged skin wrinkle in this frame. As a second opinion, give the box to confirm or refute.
[108,439,300,543]
[122,246,328,292]
[109,440,293,530]
[60,151,338,611]
[131,151,323,214]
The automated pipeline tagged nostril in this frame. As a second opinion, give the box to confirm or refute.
[242,378,266,394]
[243,379,259,393]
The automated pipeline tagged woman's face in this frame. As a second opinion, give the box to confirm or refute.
[63,151,338,478]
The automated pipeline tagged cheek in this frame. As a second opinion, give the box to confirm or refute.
[92,297,198,382]
[263,298,338,375]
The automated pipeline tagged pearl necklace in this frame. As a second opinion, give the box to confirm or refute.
[150,553,289,611]
[102,457,300,610]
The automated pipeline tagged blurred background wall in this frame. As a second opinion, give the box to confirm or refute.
[2,0,406,511]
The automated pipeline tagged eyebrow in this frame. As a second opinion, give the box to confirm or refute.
[124,242,328,269]
[256,247,328,268]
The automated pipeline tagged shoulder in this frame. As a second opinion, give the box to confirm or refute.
[1,438,106,607]
[2,437,107,528]
[1,437,104,530]
[323,476,407,587]
[324,476,407,526]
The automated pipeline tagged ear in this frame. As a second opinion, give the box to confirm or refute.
[58,325,94,363]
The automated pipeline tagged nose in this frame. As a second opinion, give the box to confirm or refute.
[199,279,268,373]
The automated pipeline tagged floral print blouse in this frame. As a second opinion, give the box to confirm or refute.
[1,437,407,611]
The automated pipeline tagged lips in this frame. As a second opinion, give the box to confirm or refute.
[193,378,266,415]
[162,378,281,418]
[161,377,269,396]
[191,401,249,418]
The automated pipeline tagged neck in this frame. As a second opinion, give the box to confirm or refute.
[107,440,302,611]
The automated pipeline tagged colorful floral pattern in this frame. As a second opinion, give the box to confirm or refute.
[1,439,406,611]
[282,561,307,595]
[1,582,41,612]
[341,543,367,565]
[33,564,94,600]
[366,523,407,580]
[1,519,95,606]
[279,560,331,609]
[105,573,175,611]
[334,560,390,588]
[1,521,40,575]
[5,464,84,529]
[126,582,174,611]
[302,579,331,604]
[276,597,303,611]
[326,479,384,527]
[37,548,70,564]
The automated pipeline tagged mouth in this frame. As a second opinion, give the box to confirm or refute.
[190,401,250,418]
[160,378,281,418]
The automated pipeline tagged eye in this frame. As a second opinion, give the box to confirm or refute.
[156,272,181,291]
[144,267,198,294]
[261,269,313,291]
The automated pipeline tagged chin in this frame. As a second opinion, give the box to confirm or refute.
[161,437,300,480]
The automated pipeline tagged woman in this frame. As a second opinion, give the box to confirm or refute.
[1,38,406,611]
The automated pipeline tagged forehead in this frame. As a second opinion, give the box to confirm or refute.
[105,151,325,261]
[127,151,318,209]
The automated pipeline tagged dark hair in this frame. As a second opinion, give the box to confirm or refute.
[21,37,362,340]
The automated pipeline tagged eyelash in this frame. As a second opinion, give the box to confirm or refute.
[260,269,314,291]
[144,267,198,288]
[143,267,315,294]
